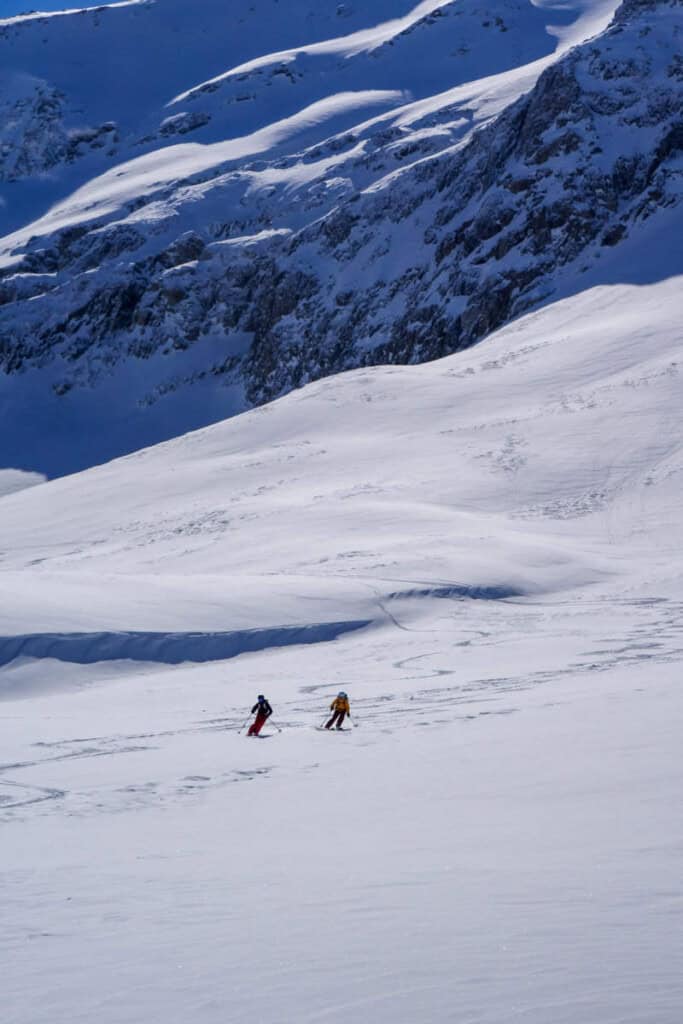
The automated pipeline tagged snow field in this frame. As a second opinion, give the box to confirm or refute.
[0,276,680,634]
[3,604,682,1024]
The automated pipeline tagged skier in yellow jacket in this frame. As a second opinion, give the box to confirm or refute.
[325,692,350,730]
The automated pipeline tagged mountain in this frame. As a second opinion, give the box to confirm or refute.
[7,0,680,475]
[3,6,683,1020]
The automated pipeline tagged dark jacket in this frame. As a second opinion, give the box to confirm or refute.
[251,699,273,718]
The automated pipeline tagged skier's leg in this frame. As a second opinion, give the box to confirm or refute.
[336,712,346,729]
[252,712,267,736]
[325,711,340,729]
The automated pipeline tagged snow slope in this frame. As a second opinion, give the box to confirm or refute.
[0,0,645,476]
[0,467,44,496]
[2,274,681,636]
[3,273,683,1021]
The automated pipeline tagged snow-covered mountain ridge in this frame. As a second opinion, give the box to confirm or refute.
[1,0,680,475]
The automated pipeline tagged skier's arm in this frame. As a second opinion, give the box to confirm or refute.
[251,703,259,714]
[264,701,273,717]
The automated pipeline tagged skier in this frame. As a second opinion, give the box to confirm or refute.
[247,695,273,736]
[325,691,350,730]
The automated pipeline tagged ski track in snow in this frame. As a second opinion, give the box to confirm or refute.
[3,578,683,1021]
[2,591,682,824]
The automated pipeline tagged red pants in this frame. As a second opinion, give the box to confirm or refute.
[325,711,346,729]
[248,712,268,736]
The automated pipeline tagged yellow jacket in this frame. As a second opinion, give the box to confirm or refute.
[330,696,350,714]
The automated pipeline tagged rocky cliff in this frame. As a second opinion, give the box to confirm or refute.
[0,0,680,474]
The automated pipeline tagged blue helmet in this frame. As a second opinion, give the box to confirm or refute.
[338,691,347,697]
[258,694,265,701]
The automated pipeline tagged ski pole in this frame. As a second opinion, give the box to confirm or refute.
[237,716,250,734]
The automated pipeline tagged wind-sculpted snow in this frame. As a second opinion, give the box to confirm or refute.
[170,0,459,102]
[387,584,524,600]
[0,621,370,671]
[0,1,144,25]
[0,90,406,234]
[0,0,634,475]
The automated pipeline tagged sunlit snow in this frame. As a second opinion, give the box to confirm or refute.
[3,274,683,1022]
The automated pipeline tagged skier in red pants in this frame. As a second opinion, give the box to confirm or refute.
[247,695,273,736]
